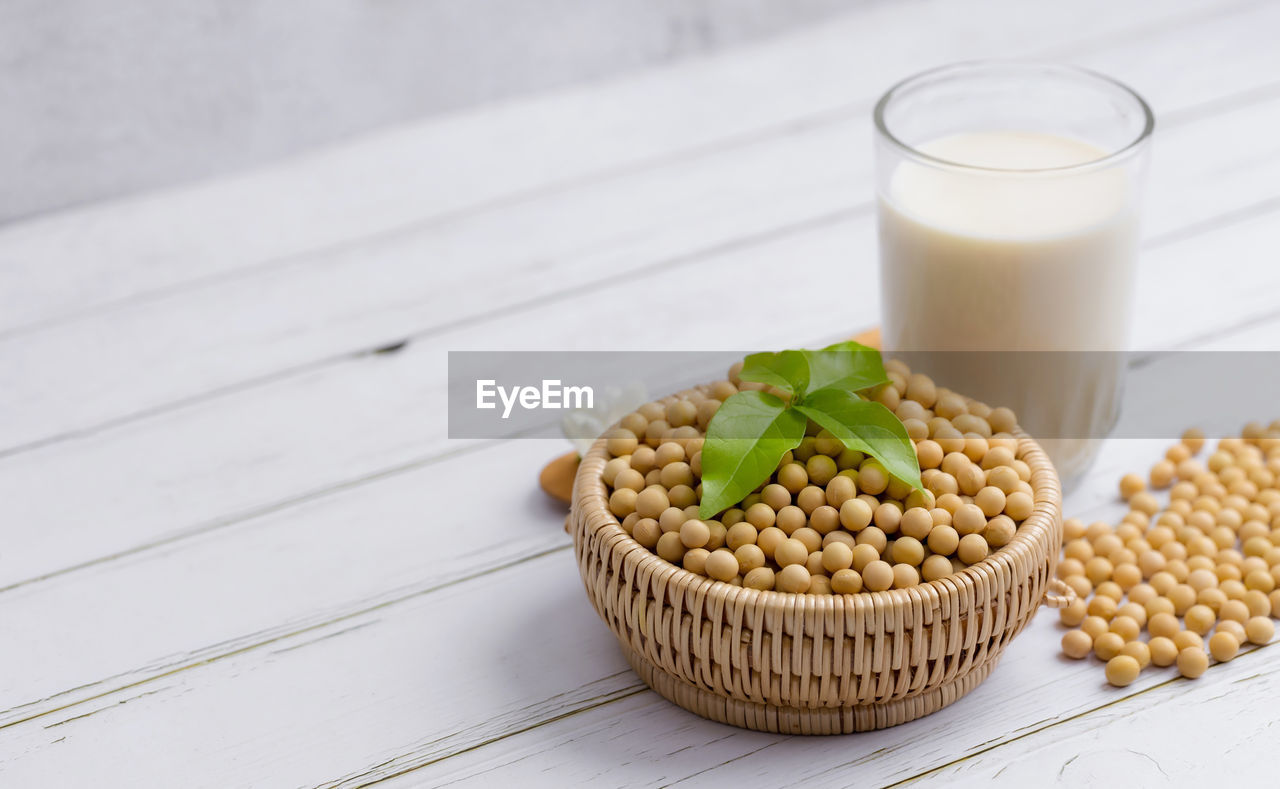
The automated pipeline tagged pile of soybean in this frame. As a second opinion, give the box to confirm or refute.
[1058,424,1280,687]
[600,359,1038,594]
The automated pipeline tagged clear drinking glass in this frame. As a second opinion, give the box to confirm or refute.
[873,61,1153,490]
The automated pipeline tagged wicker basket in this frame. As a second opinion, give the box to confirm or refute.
[569,388,1073,734]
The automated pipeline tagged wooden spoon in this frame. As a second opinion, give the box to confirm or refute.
[539,451,580,505]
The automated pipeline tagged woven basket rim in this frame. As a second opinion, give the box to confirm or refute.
[572,384,1062,612]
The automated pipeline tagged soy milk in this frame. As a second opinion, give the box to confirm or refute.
[878,131,1139,484]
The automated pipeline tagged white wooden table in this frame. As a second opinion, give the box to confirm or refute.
[4,1,1280,785]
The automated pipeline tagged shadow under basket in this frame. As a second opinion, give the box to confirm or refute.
[569,403,1073,734]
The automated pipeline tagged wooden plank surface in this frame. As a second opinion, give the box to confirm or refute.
[6,4,1280,594]
[0,0,1223,334]
[6,0,1275,459]
[2,436,1270,787]
[2,0,1278,786]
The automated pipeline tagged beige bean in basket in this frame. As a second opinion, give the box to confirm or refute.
[569,388,1072,734]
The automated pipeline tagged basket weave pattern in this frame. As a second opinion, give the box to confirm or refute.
[571,408,1065,734]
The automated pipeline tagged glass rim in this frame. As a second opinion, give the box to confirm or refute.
[873,60,1155,175]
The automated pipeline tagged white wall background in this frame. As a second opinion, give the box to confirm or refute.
[0,0,864,223]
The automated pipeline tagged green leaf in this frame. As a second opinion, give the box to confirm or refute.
[698,391,807,518]
[739,342,887,399]
[802,341,889,394]
[738,350,809,397]
[795,388,922,490]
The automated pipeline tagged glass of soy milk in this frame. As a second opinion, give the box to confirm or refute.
[873,62,1153,490]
